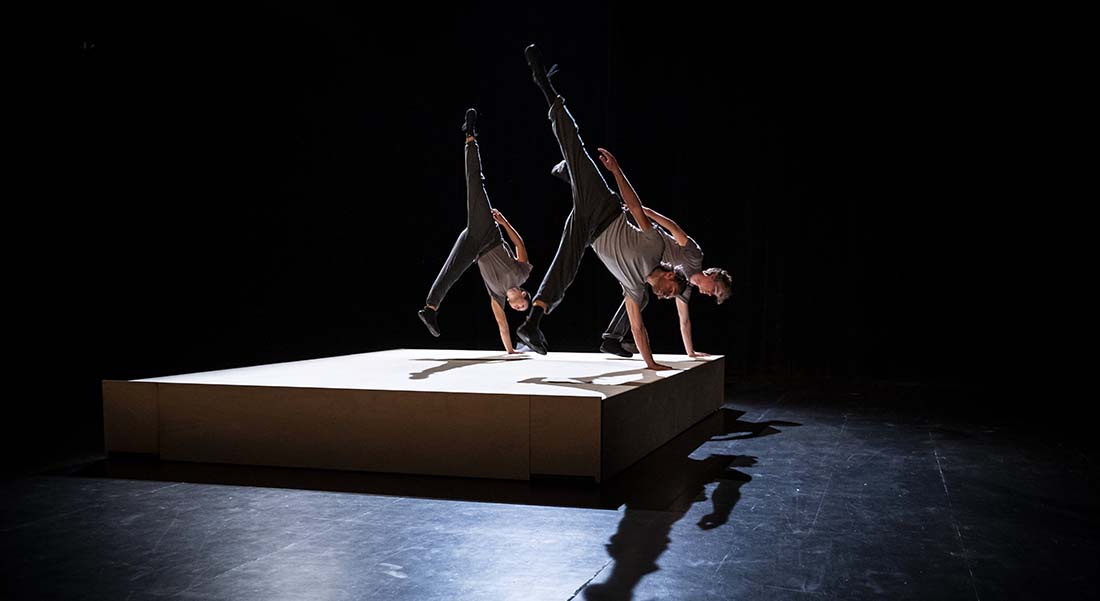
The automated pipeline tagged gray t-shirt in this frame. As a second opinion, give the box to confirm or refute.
[660,232,703,302]
[478,242,533,308]
[592,213,665,305]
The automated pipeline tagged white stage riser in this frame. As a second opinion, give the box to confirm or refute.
[103,350,724,481]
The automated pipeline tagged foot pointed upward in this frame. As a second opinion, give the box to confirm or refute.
[462,107,477,138]
[524,44,559,105]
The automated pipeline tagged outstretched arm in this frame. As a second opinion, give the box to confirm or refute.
[490,298,521,354]
[642,206,689,246]
[676,297,710,358]
[597,148,651,233]
[625,296,672,370]
[492,209,528,263]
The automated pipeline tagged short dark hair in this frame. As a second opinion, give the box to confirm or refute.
[657,263,688,296]
[507,288,530,310]
[704,267,732,304]
[671,266,688,295]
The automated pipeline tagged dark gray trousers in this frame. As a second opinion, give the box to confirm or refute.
[425,141,504,309]
[533,97,623,313]
[601,296,649,341]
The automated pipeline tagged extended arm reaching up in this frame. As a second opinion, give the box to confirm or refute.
[597,148,651,234]
[492,209,528,263]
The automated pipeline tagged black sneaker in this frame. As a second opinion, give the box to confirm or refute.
[550,160,570,184]
[516,320,548,355]
[600,338,633,358]
[622,340,639,355]
[418,307,441,337]
[524,44,559,100]
[462,107,477,137]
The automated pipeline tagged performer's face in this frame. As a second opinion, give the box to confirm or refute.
[695,274,718,296]
[652,275,680,300]
[507,289,530,311]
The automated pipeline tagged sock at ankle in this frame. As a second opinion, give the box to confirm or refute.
[527,305,545,325]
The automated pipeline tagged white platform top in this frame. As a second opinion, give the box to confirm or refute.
[137,349,721,399]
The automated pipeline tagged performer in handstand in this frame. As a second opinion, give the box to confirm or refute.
[418,108,533,354]
[597,206,733,358]
[516,44,684,370]
[547,165,733,358]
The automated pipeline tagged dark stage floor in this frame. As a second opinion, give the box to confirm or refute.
[2,385,1095,600]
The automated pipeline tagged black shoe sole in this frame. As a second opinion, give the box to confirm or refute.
[463,108,477,137]
[516,323,548,355]
[524,44,551,88]
[418,310,441,338]
[600,340,633,358]
[524,44,543,72]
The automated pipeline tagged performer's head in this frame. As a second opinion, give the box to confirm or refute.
[648,265,688,300]
[694,268,733,304]
[506,287,530,311]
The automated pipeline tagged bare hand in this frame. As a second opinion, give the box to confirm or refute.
[688,351,711,358]
[596,148,621,173]
[491,208,507,225]
[647,363,674,371]
[507,348,526,355]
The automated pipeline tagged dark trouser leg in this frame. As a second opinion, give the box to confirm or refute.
[549,97,622,232]
[425,142,501,309]
[465,140,504,251]
[425,229,479,309]
[602,296,648,341]
[602,299,631,341]
[532,99,622,314]
[533,209,588,313]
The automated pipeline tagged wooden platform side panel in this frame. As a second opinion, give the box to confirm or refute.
[157,384,531,480]
[529,395,601,480]
[102,380,159,454]
[600,357,725,480]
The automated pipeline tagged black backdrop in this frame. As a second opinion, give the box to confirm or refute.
[14,5,1019,470]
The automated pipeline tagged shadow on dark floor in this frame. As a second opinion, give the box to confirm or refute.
[583,456,757,601]
[574,411,799,599]
[64,406,801,601]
